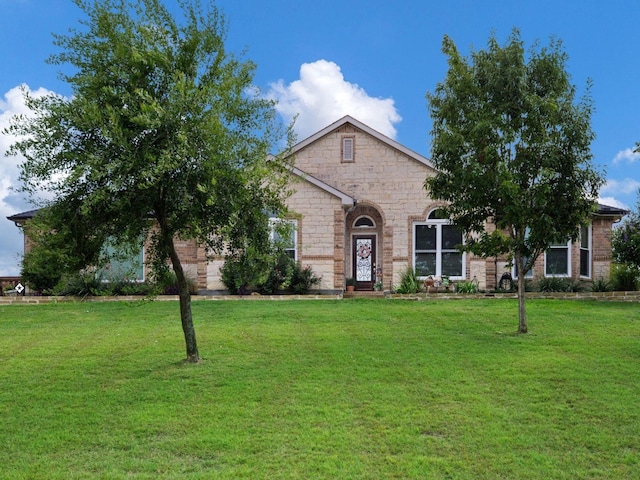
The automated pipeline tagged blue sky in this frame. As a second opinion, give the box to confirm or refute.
[1,0,639,275]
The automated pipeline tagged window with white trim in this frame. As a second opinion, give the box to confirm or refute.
[269,218,298,260]
[342,136,354,162]
[545,238,571,277]
[579,224,591,278]
[414,209,464,279]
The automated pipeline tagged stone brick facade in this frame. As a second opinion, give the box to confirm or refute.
[7,116,626,294]
[224,115,623,294]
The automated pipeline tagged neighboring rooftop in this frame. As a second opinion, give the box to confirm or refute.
[7,209,40,224]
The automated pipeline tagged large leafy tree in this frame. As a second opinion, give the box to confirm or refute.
[425,30,604,333]
[6,0,292,362]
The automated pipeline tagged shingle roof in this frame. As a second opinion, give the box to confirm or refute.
[7,209,40,222]
[596,203,629,217]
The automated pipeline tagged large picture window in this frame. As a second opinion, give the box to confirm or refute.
[414,209,464,279]
[101,240,145,282]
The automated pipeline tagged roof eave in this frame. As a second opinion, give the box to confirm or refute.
[289,115,434,169]
[289,166,356,207]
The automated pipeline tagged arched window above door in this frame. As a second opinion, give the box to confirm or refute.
[354,216,375,228]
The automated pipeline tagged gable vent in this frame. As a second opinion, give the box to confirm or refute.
[342,137,354,162]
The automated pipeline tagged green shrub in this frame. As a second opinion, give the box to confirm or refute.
[108,281,153,296]
[394,266,421,294]
[535,277,585,293]
[52,271,155,297]
[456,280,478,294]
[256,254,293,294]
[591,277,613,292]
[611,263,639,291]
[54,271,107,298]
[221,250,321,295]
[286,262,321,294]
[21,247,67,294]
[220,248,271,294]
[153,270,198,295]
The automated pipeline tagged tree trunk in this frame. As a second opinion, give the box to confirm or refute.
[515,254,528,334]
[166,236,200,363]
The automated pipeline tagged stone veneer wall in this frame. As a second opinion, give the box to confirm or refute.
[294,124,437,291]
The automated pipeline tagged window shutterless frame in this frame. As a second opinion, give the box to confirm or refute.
[413,209,465,279]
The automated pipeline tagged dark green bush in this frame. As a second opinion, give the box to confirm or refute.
[591,277,613,292]
[535,277,585,293]
[611,263,639,291]
[256,254,292,294]
[55,271,106,298]
[221,249,321,295]
[152,270,198,295]
[286,262,321,294]
[220,248,271,294]
[52,271,156,297]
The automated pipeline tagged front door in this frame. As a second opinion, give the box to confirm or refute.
[353,235,376,290]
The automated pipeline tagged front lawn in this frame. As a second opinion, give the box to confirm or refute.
[0,299,638,479]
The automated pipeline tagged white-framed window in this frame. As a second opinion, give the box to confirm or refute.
[545,239,571,277]
[579,224,591,278]
[413,209,464,279]
[342,136,355,162]
[269,218,298,260]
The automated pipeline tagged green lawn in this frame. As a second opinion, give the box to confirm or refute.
[0,298,639,479]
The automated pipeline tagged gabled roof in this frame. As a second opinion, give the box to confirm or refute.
[290,115,434,169]
[289,166,356,207]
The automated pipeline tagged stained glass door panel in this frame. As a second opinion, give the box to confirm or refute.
[353,235,376,290]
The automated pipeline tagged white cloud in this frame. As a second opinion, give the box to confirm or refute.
[600,178,640,196]
[598,178,640,211]
[597,196,631,211]
[267,60,401,141]
[612,147,640,164]
[0,84,56,276]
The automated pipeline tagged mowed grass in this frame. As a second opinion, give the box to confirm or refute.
[0,299,639,479]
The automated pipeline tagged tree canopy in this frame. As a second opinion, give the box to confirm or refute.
[425,29,604,333]
[6,0,293,362]
[611,193,640,270]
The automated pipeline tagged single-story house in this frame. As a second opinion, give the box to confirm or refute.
[8,115,627,293]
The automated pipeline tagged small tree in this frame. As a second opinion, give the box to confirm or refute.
[425,30,604,333]
[6,0,292,362]
[20,206,103,293]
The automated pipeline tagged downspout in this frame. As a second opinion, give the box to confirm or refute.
[344,200,358,288]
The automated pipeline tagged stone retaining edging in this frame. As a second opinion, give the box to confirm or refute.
[0,293,343,305]
[1,291,639,305]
